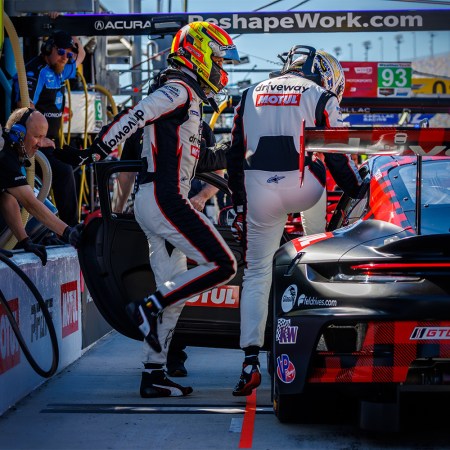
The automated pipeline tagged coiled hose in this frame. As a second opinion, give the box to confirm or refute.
[0,250,59,378]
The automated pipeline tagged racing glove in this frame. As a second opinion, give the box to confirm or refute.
[17,237,47,266]
[53,145,102,167]
[62,223,85,248]
[231,206,245,244]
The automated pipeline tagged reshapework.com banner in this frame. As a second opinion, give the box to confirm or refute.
[187,11,449,33]
[11,10,450,37]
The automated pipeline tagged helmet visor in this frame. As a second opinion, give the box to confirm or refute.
[219,45,240,64]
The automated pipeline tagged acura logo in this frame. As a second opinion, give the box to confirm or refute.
[94,21,105,30]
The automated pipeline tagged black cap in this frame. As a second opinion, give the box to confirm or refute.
[51,30,76,51]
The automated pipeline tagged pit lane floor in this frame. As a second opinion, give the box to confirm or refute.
[1,331,450,450]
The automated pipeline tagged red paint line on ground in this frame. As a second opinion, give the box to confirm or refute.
[239,389,257,448]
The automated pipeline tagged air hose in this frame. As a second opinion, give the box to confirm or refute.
[0,250,59,378]
[209,96,233,130]
[3,12,32,243]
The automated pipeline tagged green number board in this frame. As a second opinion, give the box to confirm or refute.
[377,63,412,97]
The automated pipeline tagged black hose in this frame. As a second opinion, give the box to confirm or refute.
[0,250,59,378]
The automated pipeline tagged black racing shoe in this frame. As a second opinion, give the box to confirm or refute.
[126,298,162,353]
[166,359,188,377]
[167,349,188,377]
[232,362,261,397]
[140,370,193,398]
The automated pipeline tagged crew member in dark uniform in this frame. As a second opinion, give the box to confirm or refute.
[12,30,86,226]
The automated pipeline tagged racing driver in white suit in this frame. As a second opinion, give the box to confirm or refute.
[227,45,362,396]
[85,22,239,397]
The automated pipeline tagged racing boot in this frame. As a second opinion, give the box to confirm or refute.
[126,294,163,352]
[140,366,193,398]
[232,357,261,397]
[167,347,188,377]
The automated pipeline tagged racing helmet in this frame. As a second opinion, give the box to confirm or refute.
[280,45,345,103]
[168,22,240,94]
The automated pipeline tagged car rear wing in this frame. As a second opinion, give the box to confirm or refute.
[303,126,450,157]
[301,125,450,235]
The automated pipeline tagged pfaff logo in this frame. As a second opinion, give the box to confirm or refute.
[256,93,300,106]
[61,281,79,338]
[276,319,298,344]
[410,326,450,340]
[186,286,239,308]
[0,298,20,374]
[31,298,53,343]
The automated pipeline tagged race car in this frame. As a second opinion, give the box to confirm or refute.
[271,152,450,431]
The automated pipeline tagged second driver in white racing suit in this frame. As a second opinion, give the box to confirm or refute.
[227,45,362,396]
[86,22,240,397]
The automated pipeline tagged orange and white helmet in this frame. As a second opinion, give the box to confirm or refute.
[280,45,345,103]
[168,21,240,94]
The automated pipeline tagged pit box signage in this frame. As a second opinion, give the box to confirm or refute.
[342,61,412,98]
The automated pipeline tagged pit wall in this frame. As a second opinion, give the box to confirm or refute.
[0,247,111,416]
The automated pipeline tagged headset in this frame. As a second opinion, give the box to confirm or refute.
[41,35,57,56]
[8,108,35,145]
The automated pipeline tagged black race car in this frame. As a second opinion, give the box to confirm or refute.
[271,127,450,430]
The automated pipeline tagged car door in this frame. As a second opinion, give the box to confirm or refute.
[78,160,271,349]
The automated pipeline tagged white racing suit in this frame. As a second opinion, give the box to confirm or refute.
[94,69,237,364]
[227,73,362,349]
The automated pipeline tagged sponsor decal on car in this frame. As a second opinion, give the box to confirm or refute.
[297,294,338,308]
[276,354,296,383]
[291,232,333,253]
[186,286,239,308]
[276,318,298,344]
[281,284,298,313]
[0,298,20,374]
[61,281,79,338]
[410,326,450,340]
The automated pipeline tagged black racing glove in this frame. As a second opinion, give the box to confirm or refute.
[17,237,47,266]
[62,223,85,248]
[52,145,101,167]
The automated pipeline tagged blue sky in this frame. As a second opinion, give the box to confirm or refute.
[102,0,450,85]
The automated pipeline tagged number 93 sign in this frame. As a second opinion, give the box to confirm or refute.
[377,62,412,97]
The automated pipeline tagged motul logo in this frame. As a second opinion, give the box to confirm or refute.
[0,298,20,374]
[186,286,239,308]
[61,281,79,338]
[191,145,200,159]
[256,93,300,106]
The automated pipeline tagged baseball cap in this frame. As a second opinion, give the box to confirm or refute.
[51,30,77,51]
